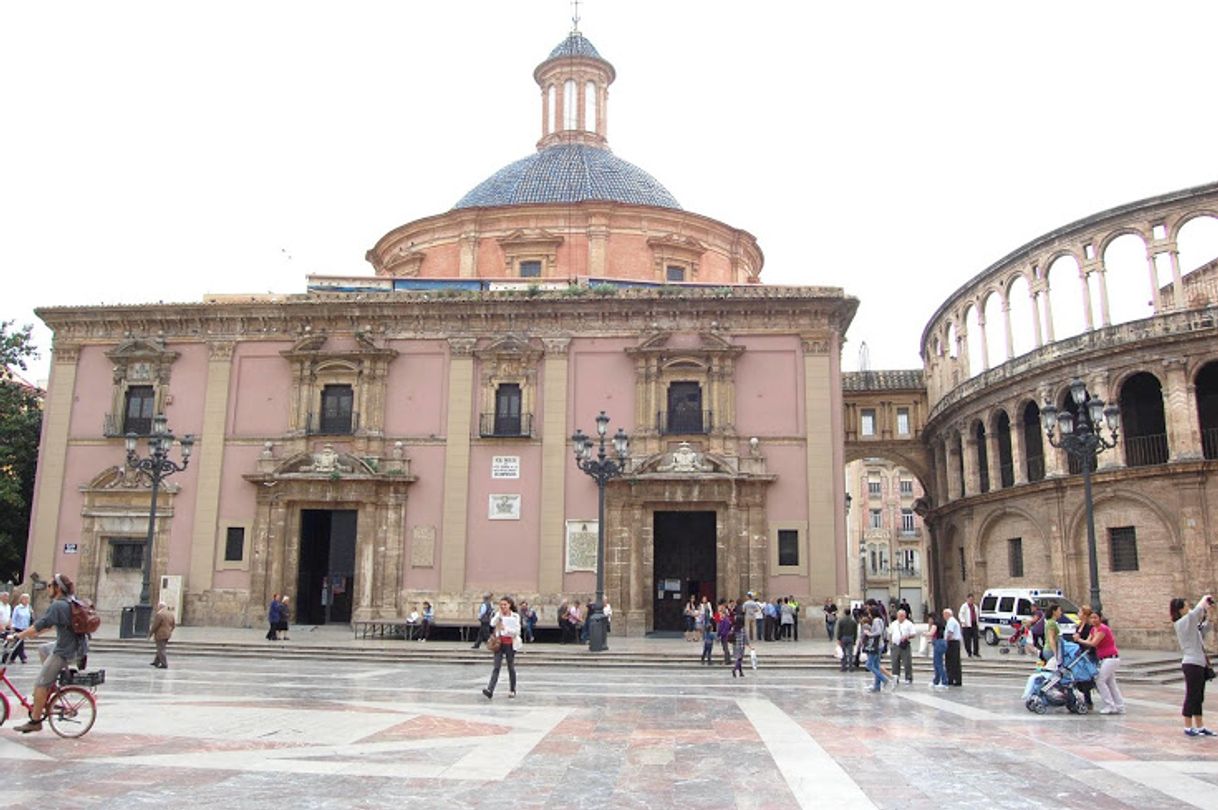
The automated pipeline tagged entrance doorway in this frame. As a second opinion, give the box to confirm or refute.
[652,511,716,631]
[297,509,357,625]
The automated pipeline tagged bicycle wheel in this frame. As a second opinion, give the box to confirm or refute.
[46,686,96,738]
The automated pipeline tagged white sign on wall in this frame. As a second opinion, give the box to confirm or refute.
[565,520,598,572]
[491,456,520,479]
[488,494,522,520]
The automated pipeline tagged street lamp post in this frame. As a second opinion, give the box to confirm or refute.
[126,414,194,634]
[1040,379,1120,616]
[570,411,629,653]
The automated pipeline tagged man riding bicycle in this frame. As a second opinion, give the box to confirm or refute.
[8,573,87,734]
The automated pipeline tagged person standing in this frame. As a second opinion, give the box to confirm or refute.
[148,601,175,669]
[481,597,521,700]
[1042,604,1063,666]
[472,593,493,649]
[780,598,794,641]
[700,609,717,665]
[603,599,613,635]
[930,612,949,689]
[862,607,893,692]
[1172,594,1215,736]
[763,598,778,642]
[731,613,747,678]
[0,593,11,632]
[943,608,963,686]
[890,608,915,685]
[717,602,733,665]
[958,594,980,658]
[9,594,32,664]
[9,573,86,734]
[789,596,801,641]
[824,598,838,640]
[1076,611,1124,714]
[835,608,858,672]
[419,601,435,642]
[742,592,761,645]
[278,596,291,640]
[266,593,281,641]
[683,597,698,641]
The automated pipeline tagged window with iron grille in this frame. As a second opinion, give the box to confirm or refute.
[519,260,542,278]
[123,385,155,435]
[666,265,685,282]
[869,509,883,529]
[225,527,245,562]
[899,479,913,496]
[867,480,882,498]
[1007,537,1024,578]
[901,509,915,533]
[320,384,354,434]
[1109,526,1139,572]
[897,407,911,435]
[666,381,703,433]
[494,383,523,435]
[109,539,145,569]
[777,529,799,566]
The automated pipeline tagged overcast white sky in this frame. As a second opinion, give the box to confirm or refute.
[4,1,1217,382]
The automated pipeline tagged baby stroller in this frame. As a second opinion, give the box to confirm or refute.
[1022,640,1098,715]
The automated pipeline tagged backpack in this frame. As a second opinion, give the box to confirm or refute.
[68,596,102,636]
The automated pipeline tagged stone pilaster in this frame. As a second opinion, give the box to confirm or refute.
[27,342,79,583]
[802,338,836,600]
[188,341,234,608]
[1164,359,1201,461]
[440,338,477,593]
[538,337,571,595]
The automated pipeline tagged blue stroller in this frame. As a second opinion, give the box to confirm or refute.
[1022,640,1098,715]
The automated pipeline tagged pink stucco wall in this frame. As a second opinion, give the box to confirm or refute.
[734,336,802,436]
[384,343,447,437]
[464,444,542,592]
[68,346,113,439]
[404,444,446,591]
[230,343,292,436]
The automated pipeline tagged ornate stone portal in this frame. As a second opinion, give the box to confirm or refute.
[243,446,415,626]
[605,446,774,636]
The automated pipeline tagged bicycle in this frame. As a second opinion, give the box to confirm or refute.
[0,637,103,738]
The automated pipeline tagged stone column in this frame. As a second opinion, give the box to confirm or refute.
[1169,246,1185,308]
[1080,268,1095,331]
[946,438,963,501]
[539,338,571,595]
[1088,376,1123,470]
[1090,261,1112,327]
[27,342,79,583]
[1001,297,1014,361]
[976,312,990,372]
[1146,250,1163,312]
[1039,387,1066,478]
[439,338,476,594]
[1164,359,1201,461]
[963,432,982,497]
[986,429,1002,492]
[187,341,235,612]
[1030,285,1044,348]
[626,500,646,636]
[1041,286,1056,343]
[1010,402,1028,485]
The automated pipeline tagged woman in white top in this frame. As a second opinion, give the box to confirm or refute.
[482,597,522,700]
[1172,594,1215,736]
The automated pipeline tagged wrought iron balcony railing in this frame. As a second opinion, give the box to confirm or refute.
[479,412,534,438]
[657,409,712,435]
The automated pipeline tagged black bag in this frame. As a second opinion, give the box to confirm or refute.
[1205,666,1216,682]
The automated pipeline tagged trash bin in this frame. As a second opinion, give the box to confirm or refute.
[119,607,137,639]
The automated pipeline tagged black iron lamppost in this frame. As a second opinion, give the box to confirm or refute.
[570,411,629,653]
[126,414,194,634]
[1040,379,1120,616]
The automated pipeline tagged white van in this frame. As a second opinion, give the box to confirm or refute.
[978,588,1080,646]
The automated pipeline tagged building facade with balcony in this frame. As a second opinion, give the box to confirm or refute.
[24,30,856,632]
[845,458,929,619]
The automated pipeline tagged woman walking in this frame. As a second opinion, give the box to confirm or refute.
[266,593,281,641]
[731,613,747,678]
[862,607,893,692]
[278,596,292,640]
[684,597,698,641]
[482,597,521,700]
[700,608,717,665]
[929,611,948,689]
[1173,594,1216,736]
[1076,611,1124,714]
[717,602,733,665]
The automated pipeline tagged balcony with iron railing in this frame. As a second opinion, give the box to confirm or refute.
[305,411,361,436]
[657,409,712,435]
[479,412,534,438]
[104,413,152,437]
[1123,433,1169,468]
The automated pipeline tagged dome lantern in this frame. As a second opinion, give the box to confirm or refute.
[533,32,615,151]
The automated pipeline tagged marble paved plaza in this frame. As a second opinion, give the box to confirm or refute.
[4,649,1217,809]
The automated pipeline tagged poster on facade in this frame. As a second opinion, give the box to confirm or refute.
[488,494,522,520]
[491,456,520,479]
[565,520,598,572]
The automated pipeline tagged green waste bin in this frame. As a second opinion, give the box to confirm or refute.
[119,606,137,639]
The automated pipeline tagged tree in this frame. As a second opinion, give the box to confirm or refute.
[0,321,42,581]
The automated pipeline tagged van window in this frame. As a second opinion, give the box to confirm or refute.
[1016,599,1033,615]
[981,595,998,612]
[998,597,1014,613]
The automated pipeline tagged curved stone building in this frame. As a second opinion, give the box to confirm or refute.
[912,182,1218,648]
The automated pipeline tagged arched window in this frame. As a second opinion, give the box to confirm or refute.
[995,410,1013,487]
[974,421,989,493]
[563,79,577,130]
[1120,372,1169,466]
[1023,402,1044,482]
[584,81,597,132]
[547,84,556,133]
[1197,362,1218,459]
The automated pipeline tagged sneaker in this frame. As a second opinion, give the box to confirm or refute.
[904,679,913,685]
[1099,707,1116,715]
[13,720,42,733]
[481,688,493,700]
[1198,727,1216,736]
[1186,728,1201,737]
[508,691,517,699]
[886,678,898,692]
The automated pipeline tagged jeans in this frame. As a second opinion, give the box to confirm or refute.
[826,618,836,640]
[702,638,714,663]
[932,639,948,685]
[487,644,517,695]
[838,635,855,670]
[865,649,888,690]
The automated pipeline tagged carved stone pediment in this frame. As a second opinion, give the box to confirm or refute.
[626,330,743,358]
[633,443,737,476]
[82,464,179,493]
[105,337,179,385]
[271,446,376,477]
[497,229,564,251]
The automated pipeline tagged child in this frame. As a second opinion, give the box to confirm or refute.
[731,614,747,677]
[701,612,716,665]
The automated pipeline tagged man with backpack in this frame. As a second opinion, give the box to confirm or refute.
[472,593,493,649]
[8,573,90,733]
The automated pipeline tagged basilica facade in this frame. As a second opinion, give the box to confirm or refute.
[26,31,855,633]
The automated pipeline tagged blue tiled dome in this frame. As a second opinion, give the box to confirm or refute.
[453,144,681,210]
[547,33,602,60]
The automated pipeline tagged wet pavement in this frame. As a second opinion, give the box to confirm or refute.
[3,648,1213,809]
